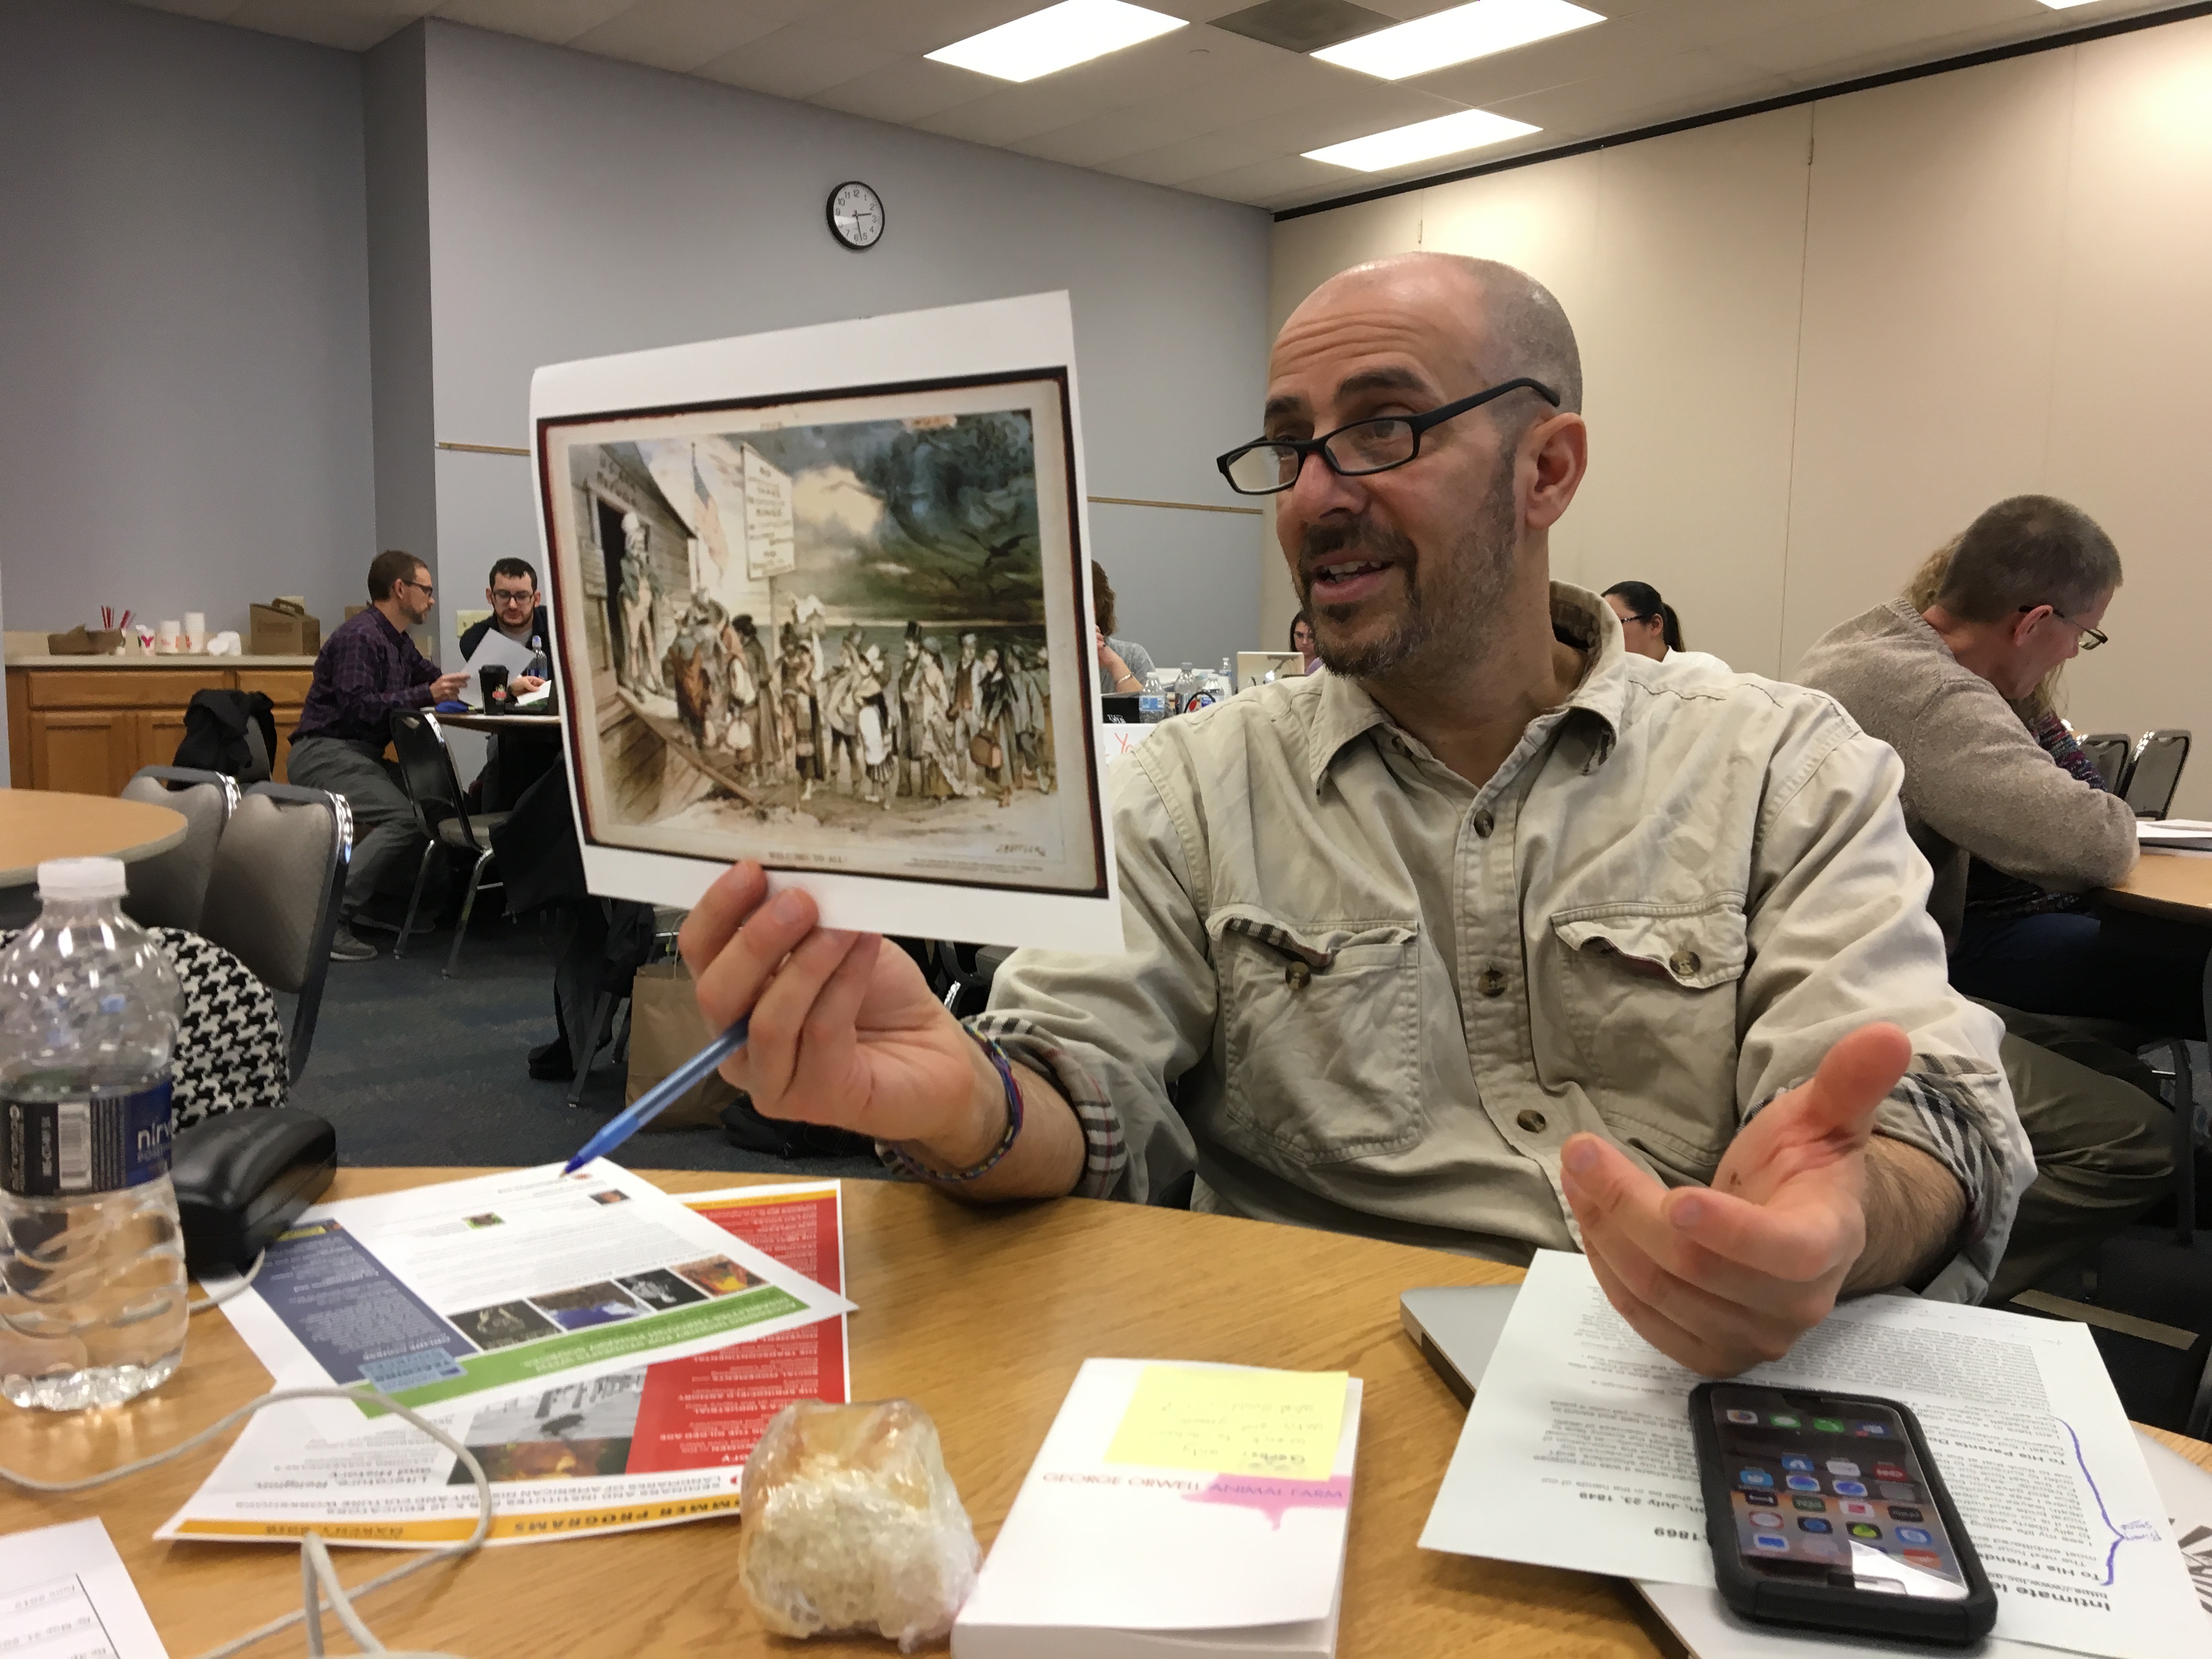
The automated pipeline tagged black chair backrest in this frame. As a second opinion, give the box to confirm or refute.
[389,710,477,844]
[2125,730,2191,820]
[196,782,349,1085]
[2078,733,2134,794]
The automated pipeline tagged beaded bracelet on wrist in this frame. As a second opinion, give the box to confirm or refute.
[889,1029,1024,1183]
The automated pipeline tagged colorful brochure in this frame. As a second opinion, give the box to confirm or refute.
[159,1180,849,1548]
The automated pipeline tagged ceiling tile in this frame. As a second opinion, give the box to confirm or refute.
[695,21,904,99]
[563,0,825,72]
[800,0,1041,56]
[1404,8,1718,106]
[217,0,432,50]
[1187,153,1361,206]
[433,0,637,46]
[807,58,995,125]
[1483,46,1797,137]
[125,0,250,22]
[1722,0,2039,82]
[1094,125,1293,184]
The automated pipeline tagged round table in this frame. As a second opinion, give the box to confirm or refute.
[429,711,561,734]
[4,1171,2208,1658]
[0,790,188,887]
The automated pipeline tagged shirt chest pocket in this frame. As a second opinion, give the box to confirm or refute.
[1547,895,1749,1173]
[1210,907,1424,1167]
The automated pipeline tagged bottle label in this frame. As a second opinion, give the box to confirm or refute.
[2,1081,174,1197]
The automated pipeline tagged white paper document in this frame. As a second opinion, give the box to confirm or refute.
[1637,1429,2212,1657]
[460,627,540,703]
[1421,1251,2207,1659]
[0,1520,168,1659]
[217,1162,850,1431]
[955,1359,1361,1656]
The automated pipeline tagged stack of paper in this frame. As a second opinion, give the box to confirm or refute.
[2139,820,2212,854]
[955,1359,1362,1658]
[0,1519,168,1659]
[162,1175,852,1548]
[1421,1251,2210,1659]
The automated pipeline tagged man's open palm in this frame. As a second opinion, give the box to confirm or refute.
[1560,1023,1914,1376]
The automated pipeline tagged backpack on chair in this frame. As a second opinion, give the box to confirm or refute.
[173,690,278,783]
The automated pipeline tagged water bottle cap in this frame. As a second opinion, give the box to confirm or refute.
[38,856,126,900]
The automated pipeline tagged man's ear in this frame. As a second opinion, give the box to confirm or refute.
[2010,605,2050,648]
[1523,412,1589,532]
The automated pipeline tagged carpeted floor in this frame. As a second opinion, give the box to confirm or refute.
[284,911,887,1181]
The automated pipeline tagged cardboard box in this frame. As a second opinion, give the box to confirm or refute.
[250,602,321,657]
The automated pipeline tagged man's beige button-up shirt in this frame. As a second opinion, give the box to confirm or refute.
[975,585,2032,1302]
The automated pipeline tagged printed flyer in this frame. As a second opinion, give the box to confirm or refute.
[161,1181,850,1548]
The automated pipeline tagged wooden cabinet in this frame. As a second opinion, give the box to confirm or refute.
[5,661,318,795]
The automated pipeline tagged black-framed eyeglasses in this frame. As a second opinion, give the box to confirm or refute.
[2021,604,2107,651]
[400,577,435,600]
[1216,377,1560,497]
[492,589,537,607]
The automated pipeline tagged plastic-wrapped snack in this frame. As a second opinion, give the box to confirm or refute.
[738,1398,979,1651]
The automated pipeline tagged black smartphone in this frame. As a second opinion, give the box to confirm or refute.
[1689,1381,1996,1646]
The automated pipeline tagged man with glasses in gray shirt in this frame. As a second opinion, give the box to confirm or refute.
[673,252,2030,1379]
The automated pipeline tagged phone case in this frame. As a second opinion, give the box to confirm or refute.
[1689,1383,1998,1646]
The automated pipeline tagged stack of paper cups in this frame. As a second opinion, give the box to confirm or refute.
[156,620,182,654]
[182,612,206,654]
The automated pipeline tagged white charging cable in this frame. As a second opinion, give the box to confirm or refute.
[185,1251,265,1314]
[0,1380,490,1659]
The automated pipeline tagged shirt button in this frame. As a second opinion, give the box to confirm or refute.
[1472,808,1495,838]
[1669,949,1702,978]
[1285,960,1312,989]
[1516,1108,1547,1134]
[1478,967,1507,997]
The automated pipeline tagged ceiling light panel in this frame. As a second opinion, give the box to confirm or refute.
[926,1,1188,83]
[1313,0,1605,81]
[1304,107,1540,171]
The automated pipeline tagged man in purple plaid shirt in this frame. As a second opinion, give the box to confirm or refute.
[289,550,467,961]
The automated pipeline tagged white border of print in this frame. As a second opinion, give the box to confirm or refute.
[529,292,1123,953]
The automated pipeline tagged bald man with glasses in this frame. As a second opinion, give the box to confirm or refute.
[672,252,2030,1378]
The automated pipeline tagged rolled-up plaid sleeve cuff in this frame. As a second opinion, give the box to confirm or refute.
[1747,1054,2029,1305]
[872,1012,1130,1200]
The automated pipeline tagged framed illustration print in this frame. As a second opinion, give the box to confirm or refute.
[531,292,1121,952]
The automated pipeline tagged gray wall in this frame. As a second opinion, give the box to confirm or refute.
[411,21,1272,672]
[0,0,375,640]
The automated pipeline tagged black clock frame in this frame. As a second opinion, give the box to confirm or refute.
[826,180,884,251]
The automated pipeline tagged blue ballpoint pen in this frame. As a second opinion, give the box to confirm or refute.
[561,1017,749,1175]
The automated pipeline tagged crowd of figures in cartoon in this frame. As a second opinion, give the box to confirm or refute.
[614,519,1054,813]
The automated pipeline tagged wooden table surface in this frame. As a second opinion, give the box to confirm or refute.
[4,1169,2209,1659]
[0,789,186,887]
[2106,849,2212,924]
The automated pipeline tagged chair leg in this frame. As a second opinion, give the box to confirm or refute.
[2176,1036,2198,1251]
[444,848,494,979]
[395,840,437,960]
[568,990,617,1108]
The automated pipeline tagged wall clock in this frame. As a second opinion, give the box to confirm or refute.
[827,181,885,250]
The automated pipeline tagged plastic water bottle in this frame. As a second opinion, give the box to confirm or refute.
[0,857,187,1410]
[526,633,551,682]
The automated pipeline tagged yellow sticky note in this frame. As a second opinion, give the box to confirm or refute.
[1104,1365,1348,1481]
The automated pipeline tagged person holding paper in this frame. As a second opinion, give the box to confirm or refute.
[458,557,551,694]
[677,253,2032,1379]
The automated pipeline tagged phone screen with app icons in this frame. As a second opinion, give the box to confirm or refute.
[1709,1386,1966,1600]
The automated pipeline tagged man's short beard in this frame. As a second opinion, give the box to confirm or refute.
[1302,454,1519,682]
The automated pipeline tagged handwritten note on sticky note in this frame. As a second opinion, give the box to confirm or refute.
[1104,1365,1347,1481]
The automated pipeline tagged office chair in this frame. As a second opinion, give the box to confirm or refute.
[2078,733,2134,794]
[2124,730,2191,820]
[198,782,350,1086]
[119,765,239,931]
[390,709,509,977]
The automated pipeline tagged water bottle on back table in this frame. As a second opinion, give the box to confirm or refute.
[0,856,187,1410]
